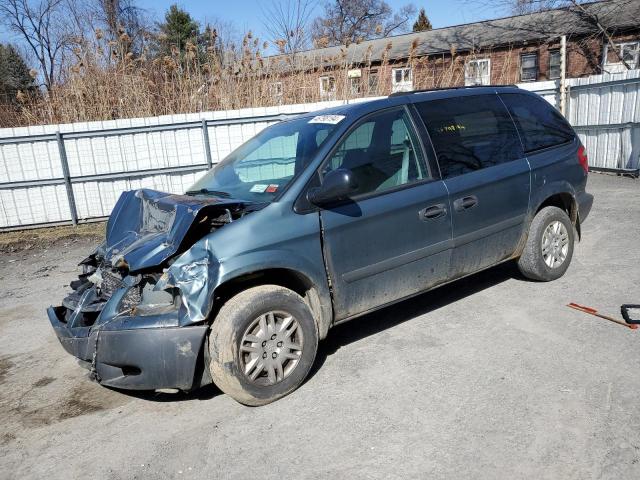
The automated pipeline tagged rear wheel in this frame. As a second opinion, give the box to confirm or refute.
[208,285,318,406]
[517,206,575,281]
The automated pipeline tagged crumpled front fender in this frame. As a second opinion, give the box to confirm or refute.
[156,236,333,336]
[156,236,221,326]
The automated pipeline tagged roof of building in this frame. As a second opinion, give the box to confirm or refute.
[265,0,640,69]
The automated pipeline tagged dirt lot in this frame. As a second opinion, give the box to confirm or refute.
[1,173,639,479]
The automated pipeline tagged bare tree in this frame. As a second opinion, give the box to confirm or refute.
[93,0,149,52]
[261,0,314,55]
[0,0,72,89]
[311,0,416,47]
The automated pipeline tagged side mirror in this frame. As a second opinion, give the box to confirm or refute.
[307,168,358,206]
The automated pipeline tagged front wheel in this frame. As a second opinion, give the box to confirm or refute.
[517,206,575,281]
[208,285,318,406]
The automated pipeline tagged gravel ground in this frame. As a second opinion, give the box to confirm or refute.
[1,173,639,480]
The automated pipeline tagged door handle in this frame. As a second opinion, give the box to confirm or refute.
[453,195,478,212]
[419,203,447,220]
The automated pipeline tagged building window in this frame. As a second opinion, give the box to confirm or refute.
[464,59,490,86]
[619,42,639,68]
[549,50,561,79]
[368,69,379,95]
[605,41,640,71]
[319,75,336,100]
[269,82,283,101]
[391,67,412,92]
[520,53,538,82]
[349,77,361,95]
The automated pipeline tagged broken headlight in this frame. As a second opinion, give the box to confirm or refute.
[119,275,180,316]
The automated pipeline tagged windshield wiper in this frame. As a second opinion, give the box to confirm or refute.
[185,188,231,198]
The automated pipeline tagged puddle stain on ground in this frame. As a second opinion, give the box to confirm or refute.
[0,356,15,385]
[12,385,110,427]
[32,376,56,388]
[1,432,16,446]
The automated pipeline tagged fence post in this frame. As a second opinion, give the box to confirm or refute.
[56,132,78,225]
[201,119,213,169]
[560,35,567,116]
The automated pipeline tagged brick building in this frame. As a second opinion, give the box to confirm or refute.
[266,0,640,101]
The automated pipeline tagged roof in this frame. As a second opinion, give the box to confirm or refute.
[291,85,526,120]
[265,0,640,69]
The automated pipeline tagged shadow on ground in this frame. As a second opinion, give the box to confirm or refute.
[308,261,518,381]
[116,261,519,403]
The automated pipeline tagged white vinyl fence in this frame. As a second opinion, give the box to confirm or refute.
[0,72,638,229]
[566,71,640,172]
[0,100,351,229]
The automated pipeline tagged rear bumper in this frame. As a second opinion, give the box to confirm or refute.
[47,306,209,391]
[577,190,594,224]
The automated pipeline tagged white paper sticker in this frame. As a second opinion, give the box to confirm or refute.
[250,184,268,193]
[308,115,345,125]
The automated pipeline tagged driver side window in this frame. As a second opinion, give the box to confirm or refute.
[323,108,429,197]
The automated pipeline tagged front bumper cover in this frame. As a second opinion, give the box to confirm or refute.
[47,304,209,391]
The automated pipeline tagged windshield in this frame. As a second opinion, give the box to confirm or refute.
[188,116,341,202]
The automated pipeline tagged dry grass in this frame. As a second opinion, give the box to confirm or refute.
[0,30,523,128]
[0,222,105,253]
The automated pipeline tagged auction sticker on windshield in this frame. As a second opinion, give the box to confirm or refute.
[308,115,345,124]
[250,184,268,193]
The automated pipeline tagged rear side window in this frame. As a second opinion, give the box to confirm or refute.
[415,95,523,179]
[500,93,574,152]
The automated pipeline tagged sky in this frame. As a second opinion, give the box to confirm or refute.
[135,0,508,49]
[1,1,510,56]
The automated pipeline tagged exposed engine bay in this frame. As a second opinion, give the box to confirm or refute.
[58,188,263,329]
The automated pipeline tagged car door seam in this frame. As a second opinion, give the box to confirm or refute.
[451,214,526,249]
[342,238,454,284]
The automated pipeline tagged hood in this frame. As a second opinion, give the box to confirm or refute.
[99,189,251,272]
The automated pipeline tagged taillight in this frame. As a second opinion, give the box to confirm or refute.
[578,146,589,173]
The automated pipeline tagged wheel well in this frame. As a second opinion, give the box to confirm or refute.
[536,192,580,238]
[537,193,577,224]
[209,269,323,330]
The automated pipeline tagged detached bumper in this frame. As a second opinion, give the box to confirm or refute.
[47,306,209,391]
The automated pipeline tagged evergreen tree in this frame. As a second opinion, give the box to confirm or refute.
[0,44,35,105]
[412,8,433,32]
[157,5,199,56]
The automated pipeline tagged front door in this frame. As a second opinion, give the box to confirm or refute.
[414,94,531,279]
[318,107,453,320]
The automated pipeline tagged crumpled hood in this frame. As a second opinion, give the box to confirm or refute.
[100,189,247,272]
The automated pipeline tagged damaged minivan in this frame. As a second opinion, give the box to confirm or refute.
[48,86,593,405]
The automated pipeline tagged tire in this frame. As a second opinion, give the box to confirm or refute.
[517,206,575,281]
[208,285,318,406]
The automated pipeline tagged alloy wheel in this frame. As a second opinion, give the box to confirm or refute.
[239,311,304,386]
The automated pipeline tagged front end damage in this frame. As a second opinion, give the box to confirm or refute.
[47,188,260,391]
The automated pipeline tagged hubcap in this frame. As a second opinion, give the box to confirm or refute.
[541,220,569,268]
[239,311,303,386]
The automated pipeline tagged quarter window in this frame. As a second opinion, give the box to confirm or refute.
[500,93,575,153]
[323,108,429,196]
[464,59,490,86]
[520,53,538,82]
[415,95,523,179]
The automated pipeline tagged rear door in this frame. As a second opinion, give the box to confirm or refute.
[414,94,530,279]
[317,107,453,320]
